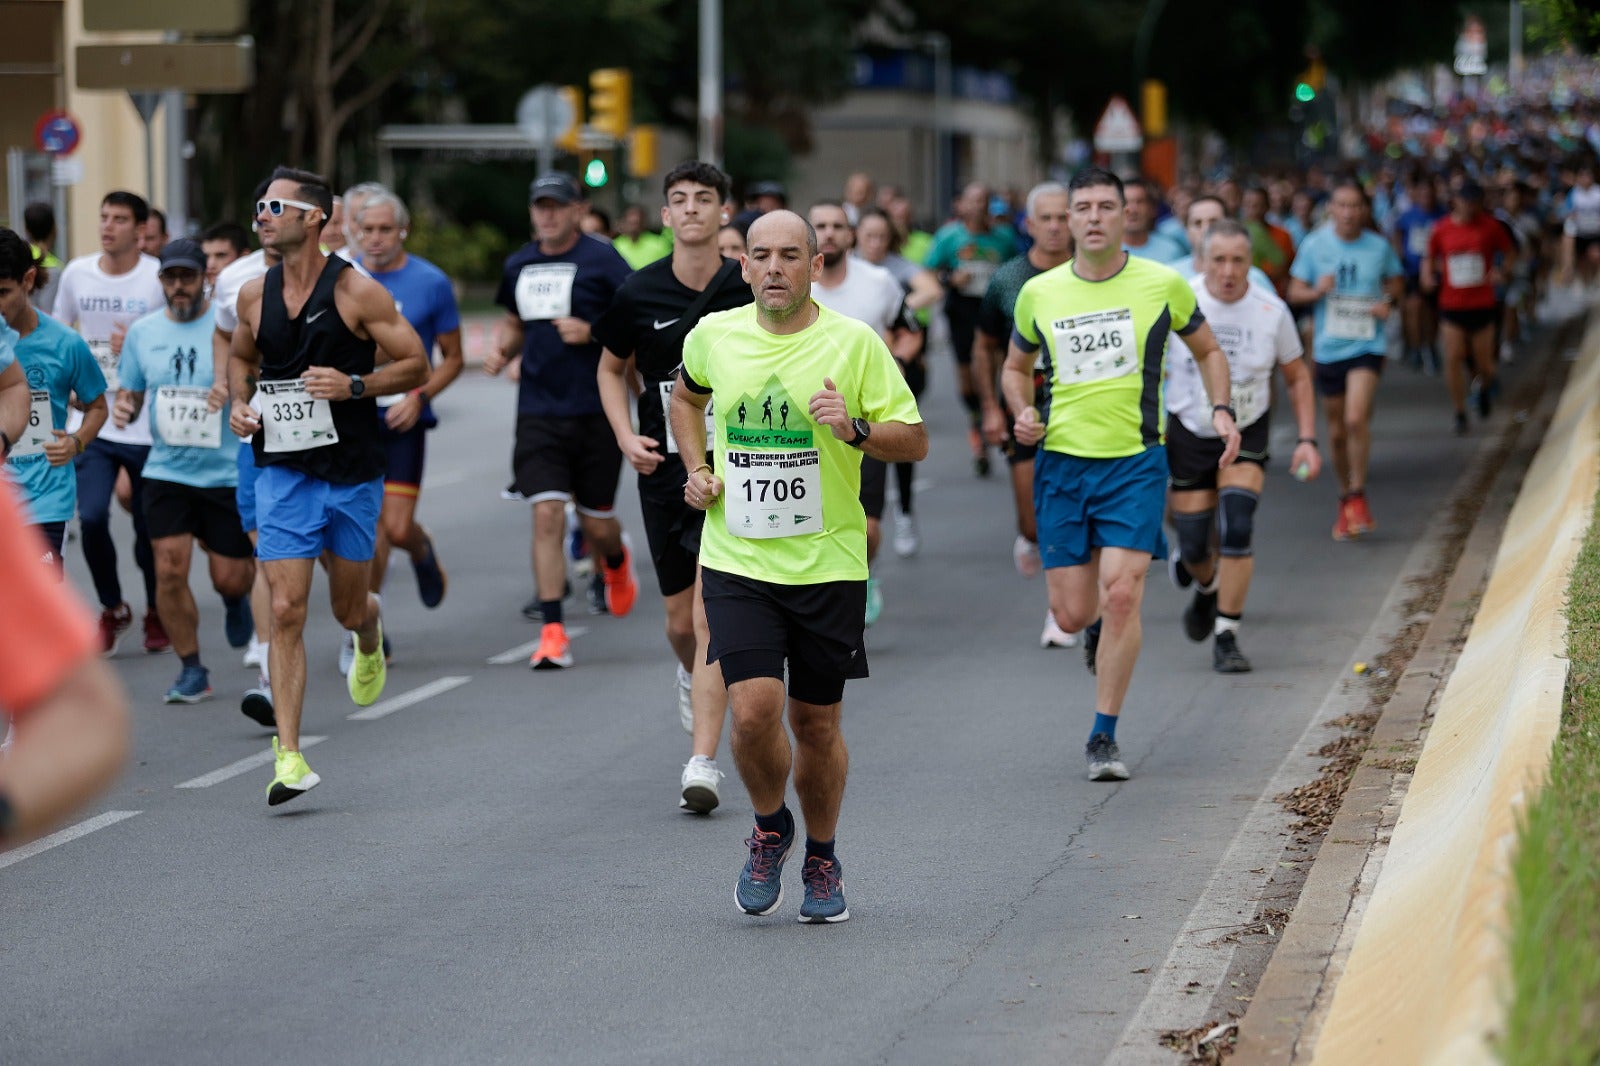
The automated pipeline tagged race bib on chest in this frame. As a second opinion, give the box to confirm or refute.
[957,258,998,298]
[724,448,822,538]
[514,263,577,321]
[658,380,714,455]
[155,386,222,449]
[257,378,338,453]
[1051,308,1137,384]
[1230,376,1267,428]
[1406,224,1433,258]
[1446,252,1486,288]
[10,390,53,458]
[1326,294,1377,341]
[89,340,119,391]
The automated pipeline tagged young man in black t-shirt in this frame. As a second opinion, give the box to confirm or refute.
[595,161,752,814]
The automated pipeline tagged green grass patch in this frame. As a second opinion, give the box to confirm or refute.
[1501,488,1600,1065]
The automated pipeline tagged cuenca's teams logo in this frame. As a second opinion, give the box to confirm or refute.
[726,376,813,450]
[25,366,46,389]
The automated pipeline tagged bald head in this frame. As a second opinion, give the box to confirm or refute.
[747,209,818,260]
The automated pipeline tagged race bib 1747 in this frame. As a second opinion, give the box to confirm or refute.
[9,390,54,459]
[155,385,223,449]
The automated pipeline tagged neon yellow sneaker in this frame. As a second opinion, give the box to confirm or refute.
[267,737,321,806]
[348,621,387,706]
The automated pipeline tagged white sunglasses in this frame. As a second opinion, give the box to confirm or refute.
[255,198,319,217]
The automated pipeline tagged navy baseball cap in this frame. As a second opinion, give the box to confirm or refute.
[158,237,205,273]
[529,173,582,204]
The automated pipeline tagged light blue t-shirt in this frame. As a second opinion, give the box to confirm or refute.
[1126,231,1188,266]
[3,312,105,524]
[365,254,460,427]
[1155,215,1191,256]
[1290,228,1403,364]
[0,316,16,374]
[119,304,240,488]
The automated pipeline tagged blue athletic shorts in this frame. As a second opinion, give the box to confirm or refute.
[236,443,261,533]
[254,464,383,562]
[1034,446,1168,569]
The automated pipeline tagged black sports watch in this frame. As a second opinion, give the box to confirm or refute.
[846,417,871,448]
[1212,404,1237,422]
[0,429,11,459]
[348,374,366,399]
[0,790,14,843]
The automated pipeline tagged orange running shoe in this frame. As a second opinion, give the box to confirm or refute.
[602,544,638,617]
[1346,492,1375,535]
[1332,499,1355,542]
[529,623,572,670]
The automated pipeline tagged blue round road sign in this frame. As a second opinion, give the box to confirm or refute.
[35,111,81,156]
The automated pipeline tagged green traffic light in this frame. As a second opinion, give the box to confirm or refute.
[1295,82,1316,103]
[584,158,609,187]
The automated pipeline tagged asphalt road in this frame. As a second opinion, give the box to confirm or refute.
[0,320,1561,1065]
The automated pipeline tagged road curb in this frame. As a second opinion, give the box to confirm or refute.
[1229,314,1585,1065]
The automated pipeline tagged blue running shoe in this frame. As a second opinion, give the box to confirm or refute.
[165,665,213,704]
[799,855,850,924]
[736,824,794,916]
[412,531,448,609]
[223,596,252,648]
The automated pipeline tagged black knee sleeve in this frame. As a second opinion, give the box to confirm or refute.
[1218,487,1259,558]
[1173,509,1214,564]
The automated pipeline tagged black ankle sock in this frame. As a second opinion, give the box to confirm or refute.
[604,551,625,570]
[754,805,793,838]
[1086,618,1103,638]
[806,836,836,863]
[540,599,563,626]
[180,652,201,670]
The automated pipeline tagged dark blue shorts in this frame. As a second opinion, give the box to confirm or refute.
[254,464,383,562]
[1034,446,1168,569]
[379,421,427,495]
[236,443,260,533]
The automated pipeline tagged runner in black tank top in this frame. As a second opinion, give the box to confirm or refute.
[253,256,383,484]
[225,166,428,809]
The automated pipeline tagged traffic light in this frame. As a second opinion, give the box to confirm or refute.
[627,125,659,178]
[557,84,583,153]
[584,156,610,188]
[1294,59,1326,103]
[1295,81,1317,103]
[588,68,631,140]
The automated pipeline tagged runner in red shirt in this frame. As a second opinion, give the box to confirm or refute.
[1422,182,1515,435]
[0,480,129,846]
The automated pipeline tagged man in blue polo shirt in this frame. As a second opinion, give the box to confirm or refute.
[0,228,107,569]
[354,189,463,659]
[115,238,254,703]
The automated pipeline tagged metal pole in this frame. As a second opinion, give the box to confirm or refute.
[163,89,188,234]
[930,33,950,222]
[1510,1,1523,93]
[698,0,722,166]
[538,92,554,176]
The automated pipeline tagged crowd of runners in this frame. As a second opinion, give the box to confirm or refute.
[2,90,1595,918]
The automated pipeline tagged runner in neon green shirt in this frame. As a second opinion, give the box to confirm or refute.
[672,209,925,924]
[1002,168,1239,784]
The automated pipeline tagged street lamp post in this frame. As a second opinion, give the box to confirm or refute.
[921,32,950,224]
[698,0,722,167]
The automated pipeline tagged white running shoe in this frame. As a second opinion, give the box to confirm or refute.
[337,631,355,678]
[677,663,694,735]
[1014,534,1042,578]
[1041,610,1079,648]
[892,511,920,558]
[243,634,265,669]
[680,755,724,813]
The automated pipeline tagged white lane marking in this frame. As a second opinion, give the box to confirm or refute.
[347,675,471,721]
[487,626,589,664]
[0,810,142,870]
[176,736,328,789]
